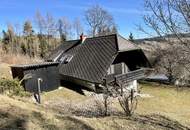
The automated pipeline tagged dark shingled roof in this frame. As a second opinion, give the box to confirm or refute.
[47,34,149,84]
[47,40,80,62]
[59,34,118,83]
[11,62,59,70]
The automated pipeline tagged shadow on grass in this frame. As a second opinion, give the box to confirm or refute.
[57,115,95,130]
[0,109,59,130]
[119,114,190,130]
[32,111,59,130]
[60,80,93,95]
[0,111,27,130]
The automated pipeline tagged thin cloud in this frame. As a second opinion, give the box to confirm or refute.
[53,3,145,15]
[106,7,151,15]
[53,4,88,10]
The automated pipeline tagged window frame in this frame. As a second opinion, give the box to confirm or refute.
[59,54,73,64]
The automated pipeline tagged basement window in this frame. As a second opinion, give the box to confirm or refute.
[59,54,73,64]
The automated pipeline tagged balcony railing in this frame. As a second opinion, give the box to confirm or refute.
[105,69,145,84]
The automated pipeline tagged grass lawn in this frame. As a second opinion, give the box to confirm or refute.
[0,82,190,129]
[137,82,190,126]
[0,63,190,129]
[0,63,12,79]
[41,82,190,129]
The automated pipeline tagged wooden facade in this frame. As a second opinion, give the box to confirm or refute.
[11,62,60,92]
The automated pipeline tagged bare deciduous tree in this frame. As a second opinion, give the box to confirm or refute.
[140,0,190,85]
[35,11,59,57]
[85,5,116,37]
[45,13,57,38]
[35,11,46,34]
[57,17,72,41]
[73,18,83,39]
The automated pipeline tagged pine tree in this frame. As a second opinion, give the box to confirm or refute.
[2,26,15,53]
[23,20,35,57]
[111,25,117,34]
[23,21,33,36]
[2,30,9,53]
[129,32,134,42]
[38,34,48,58]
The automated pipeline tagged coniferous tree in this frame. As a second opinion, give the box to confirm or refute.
[23,20,35,57]
[129,32,134,42]
[2,26,15,53]
[38,34,48,58]
[2,30,9,53]
[111,25,117,34]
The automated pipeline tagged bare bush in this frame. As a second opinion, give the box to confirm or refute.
[118,90,138,116]
[0,51,42,64]
[101,80,138,116]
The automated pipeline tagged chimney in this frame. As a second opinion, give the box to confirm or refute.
[80,33,87,43]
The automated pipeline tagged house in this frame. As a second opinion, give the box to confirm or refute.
[47,34,151,91]
[11,33,150,92]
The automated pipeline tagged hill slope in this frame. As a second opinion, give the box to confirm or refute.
[0,84,190,130]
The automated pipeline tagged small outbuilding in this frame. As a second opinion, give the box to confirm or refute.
[11,62,60,92]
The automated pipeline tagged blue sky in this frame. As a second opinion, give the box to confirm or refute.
[0,0,148,38]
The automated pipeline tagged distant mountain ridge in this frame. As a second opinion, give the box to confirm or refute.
[134,33,190,44]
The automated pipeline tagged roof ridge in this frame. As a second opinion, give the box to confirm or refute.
[64,39,80,42]
[117,34,139,48]
[64,34,118,42]
[86,33,117,40]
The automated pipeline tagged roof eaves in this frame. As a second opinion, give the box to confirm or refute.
[60,73,102,84]
[117,33,139,47]
[118,48,141,53]
[115,33,119,51]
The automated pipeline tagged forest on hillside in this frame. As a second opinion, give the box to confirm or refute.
[0,5,117,58]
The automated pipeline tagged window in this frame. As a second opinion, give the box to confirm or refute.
[107,65,114,75]
[122,63,128,74]
[53,51,64,62]
[59,54,73,64]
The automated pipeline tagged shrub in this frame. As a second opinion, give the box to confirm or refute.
[0,78,31,97]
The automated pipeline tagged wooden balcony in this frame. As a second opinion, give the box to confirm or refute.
[105,69,145,84]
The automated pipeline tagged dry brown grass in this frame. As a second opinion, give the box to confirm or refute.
[0,63,12,79]
[0,52,43,79]
[0,84,189,130]
[42,85,190,129]
[0,95,59,130]
[1,90,188,130]
[137,82,190,126]
[0,52,43,65]
[43,83,190,127]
